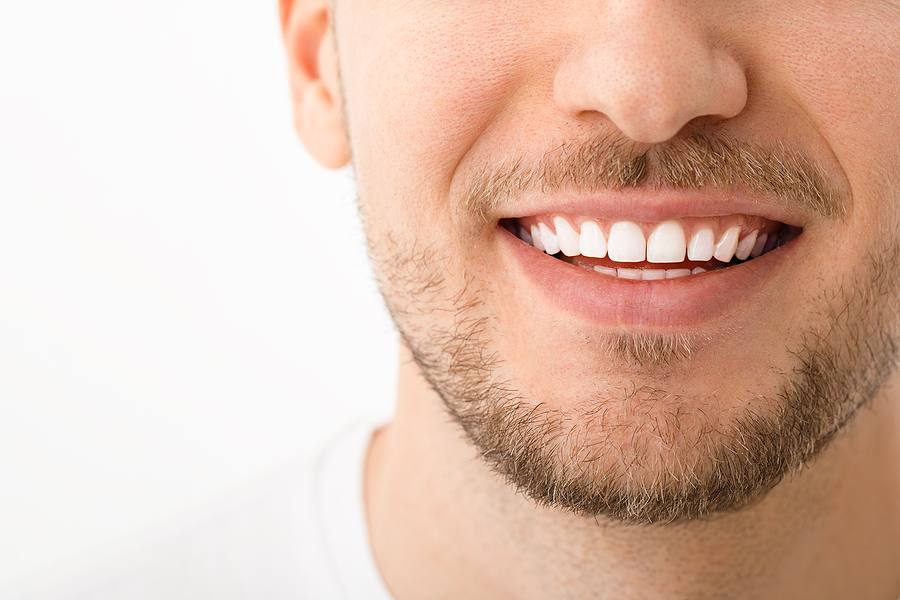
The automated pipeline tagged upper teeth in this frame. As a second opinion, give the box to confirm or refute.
[519,217,775,265]
[647,221,687,263]
[608,221,647,262]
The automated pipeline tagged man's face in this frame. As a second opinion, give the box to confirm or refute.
[332,1,900,522]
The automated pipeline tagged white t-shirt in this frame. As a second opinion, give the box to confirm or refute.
[12,421,394,600]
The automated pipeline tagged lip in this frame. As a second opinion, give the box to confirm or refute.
[497,222,800,329]
[495,188,807,227]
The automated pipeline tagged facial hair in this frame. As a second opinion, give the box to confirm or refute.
[367,132,900,525]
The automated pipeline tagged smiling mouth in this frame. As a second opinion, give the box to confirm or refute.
[502,214,802,280]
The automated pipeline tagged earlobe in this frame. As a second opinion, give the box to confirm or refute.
[281,0,351,168]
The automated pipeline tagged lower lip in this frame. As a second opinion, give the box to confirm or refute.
[497,226,799,328]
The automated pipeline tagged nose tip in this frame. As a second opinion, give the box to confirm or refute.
[553,9,748,144]
[593,49,747,144]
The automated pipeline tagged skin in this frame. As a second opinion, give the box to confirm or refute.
[281,0,900,597]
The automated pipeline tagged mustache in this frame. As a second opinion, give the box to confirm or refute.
[462,132,845,221]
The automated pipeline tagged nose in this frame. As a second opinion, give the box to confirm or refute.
[553,1,748,144]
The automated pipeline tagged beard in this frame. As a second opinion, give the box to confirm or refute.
[365,133,900,525]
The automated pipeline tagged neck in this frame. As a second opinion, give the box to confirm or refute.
[366,344,900,600]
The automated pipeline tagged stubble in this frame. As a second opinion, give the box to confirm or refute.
[366,132,900,524]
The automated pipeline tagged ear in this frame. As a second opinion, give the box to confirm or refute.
[280,0,350,168]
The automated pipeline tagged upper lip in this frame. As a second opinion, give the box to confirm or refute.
[494,187,808,227]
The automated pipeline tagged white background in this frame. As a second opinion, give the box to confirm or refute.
[0,0,396,593]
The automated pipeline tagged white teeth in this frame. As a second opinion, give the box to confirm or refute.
[579,221,607,258]
[646,221,686,263]
[750,233,768,258]
[714,226,741,262]
[523,217,779,265]
[607,221,645,262]
[554,217,580,257]
[734,231,758,261]
[539,222,560,255]
[592,267,695,280]
[687,227,715,261]
[617,268,642,280]
[641,269,667,280]
[530,224,545,252]
[594,265,617,276]
[692,267,707,275]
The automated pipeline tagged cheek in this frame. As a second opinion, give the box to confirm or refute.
[773,8,900,229]
[815,62,900,267]
[339,2,557,225]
